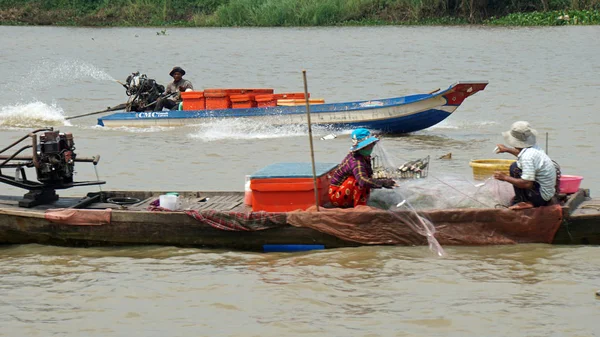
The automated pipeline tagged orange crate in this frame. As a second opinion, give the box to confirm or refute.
[230,94,257,109]
[277,98,325,106]
[255,94,278,108]
[204,89,230,110]
[249,162,338,212]
[255,93,309,108]
[225,88,274,95]
[180,91,205,110]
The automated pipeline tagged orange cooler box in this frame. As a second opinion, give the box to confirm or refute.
[180,91,205,110]
[250,162,338,212]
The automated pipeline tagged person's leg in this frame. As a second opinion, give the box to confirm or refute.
[509,162,527,205]
[163,100,178,110]
[329,176,358,208]
[508,162,548,209]
[153,97,165,111]
[352,181,371,207]
[524,182,549,207]
[154,98,177,111]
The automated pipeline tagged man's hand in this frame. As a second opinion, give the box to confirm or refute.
[179,86,186,92]
[495,144,510,154]
[493,171,508,181]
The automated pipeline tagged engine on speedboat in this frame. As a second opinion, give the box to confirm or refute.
[123,72,165,112]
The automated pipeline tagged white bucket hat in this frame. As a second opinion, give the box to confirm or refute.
[502,121,538,148]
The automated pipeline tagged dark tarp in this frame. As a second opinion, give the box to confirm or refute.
[286,205,563,245]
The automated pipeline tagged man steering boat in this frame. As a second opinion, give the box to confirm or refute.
[153,66,193,111]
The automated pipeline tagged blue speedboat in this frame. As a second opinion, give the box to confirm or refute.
[97,81,488,133]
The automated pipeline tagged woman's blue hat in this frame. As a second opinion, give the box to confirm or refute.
[350,128,379,152]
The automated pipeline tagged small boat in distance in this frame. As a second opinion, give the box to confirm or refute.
[97,81,488,133]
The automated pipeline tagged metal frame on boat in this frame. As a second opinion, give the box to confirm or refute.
[97,81,488,133]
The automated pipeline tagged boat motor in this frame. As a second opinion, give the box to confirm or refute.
[36,130,76,184]
[0,128,105,207]
[123,72,165,112]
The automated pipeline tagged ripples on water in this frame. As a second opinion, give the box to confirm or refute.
[1,26,600,336]
[1,245,599,336]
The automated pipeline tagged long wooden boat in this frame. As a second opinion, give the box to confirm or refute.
[97,81,488,133]
[0,188,598,252]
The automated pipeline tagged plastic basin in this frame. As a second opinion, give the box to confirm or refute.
[469,159,515,180]
[559,175,583,194]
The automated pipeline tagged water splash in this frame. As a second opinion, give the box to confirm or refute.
[90,125,176,133]
[188,118,351,142]
[27,59,117,90]
[429,119,498,130]
[0,102,68,128]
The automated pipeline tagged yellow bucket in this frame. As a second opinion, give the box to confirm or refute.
[469,159,515,180]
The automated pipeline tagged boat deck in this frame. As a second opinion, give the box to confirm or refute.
[568,197,600,218]
[0,191,251,214]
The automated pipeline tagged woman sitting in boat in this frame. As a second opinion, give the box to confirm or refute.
[154,66,193,111]
[328,128,396,208]
[493,121,559,210]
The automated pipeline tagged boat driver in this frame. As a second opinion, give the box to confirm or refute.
[493,121,559,210]
[328,128,396,208]
[154,66,194,111]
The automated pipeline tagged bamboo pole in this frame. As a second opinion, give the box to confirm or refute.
[302,70,319,212]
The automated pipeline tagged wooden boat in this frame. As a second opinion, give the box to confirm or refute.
[97,81,488,133]
[1,128,597,253]
[0,188,598,252]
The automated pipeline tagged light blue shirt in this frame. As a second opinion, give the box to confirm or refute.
[517,145,556,201]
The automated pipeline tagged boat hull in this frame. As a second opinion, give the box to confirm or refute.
[97,81,488,133]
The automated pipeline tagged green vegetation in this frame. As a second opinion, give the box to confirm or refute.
[1,0,599,26]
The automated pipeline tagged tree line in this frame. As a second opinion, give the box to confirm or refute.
[1,0,599,26]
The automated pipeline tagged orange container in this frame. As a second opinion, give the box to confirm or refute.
[180,91,205,110]
[230,94,257,109]
[204,89,231,110]
[250,162,338,212]
[255,94,278,108]
[255,93,309,108]
[226,88,273,95]
[277,98,325,106]
[204,89,274,110]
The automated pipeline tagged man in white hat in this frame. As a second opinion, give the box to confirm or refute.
[493,121,558,210]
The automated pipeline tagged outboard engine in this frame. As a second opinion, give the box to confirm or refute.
[36,131,76,184]
[124,72,165,112]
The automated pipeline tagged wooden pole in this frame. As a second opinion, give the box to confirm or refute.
[65,103,128,121]
[546,132,549,155]
[302,70,319,212]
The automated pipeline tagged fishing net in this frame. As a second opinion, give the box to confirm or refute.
[369,143,515,210]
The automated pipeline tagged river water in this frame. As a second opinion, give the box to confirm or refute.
[0,26,599,336]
